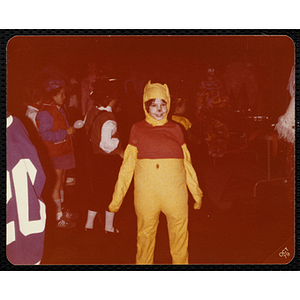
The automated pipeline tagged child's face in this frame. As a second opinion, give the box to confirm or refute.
[53,88,66,106]
[149,98,167,121]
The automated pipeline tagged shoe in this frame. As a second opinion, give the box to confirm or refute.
[56,217,76,229]
[105,228,119,234]
[64,209,79,220]
[66,177,76,186]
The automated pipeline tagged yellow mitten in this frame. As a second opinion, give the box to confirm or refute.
[194,202,202,210]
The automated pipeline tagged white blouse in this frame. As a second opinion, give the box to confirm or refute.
[97,106,120,153]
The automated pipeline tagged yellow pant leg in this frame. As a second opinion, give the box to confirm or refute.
[134,159,188,264]
[163,204,189,264]
[135,203,160,264]
[134,159,162,264]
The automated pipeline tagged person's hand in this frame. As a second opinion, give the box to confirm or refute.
[108,203,118,213]
[194,202,202,210]
[67,126,75,135]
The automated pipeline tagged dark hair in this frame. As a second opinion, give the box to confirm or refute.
[42,87,63,104]
[145,98,167,113]
[94,95,117,107]
[24,82,44,105]
[91,77,118,106]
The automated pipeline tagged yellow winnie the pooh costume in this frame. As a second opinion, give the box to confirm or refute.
[109,80,203,264]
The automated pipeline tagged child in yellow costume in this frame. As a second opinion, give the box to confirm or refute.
[109,81,203,264]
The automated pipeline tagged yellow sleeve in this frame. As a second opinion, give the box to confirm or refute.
[108,144,137,213]
[172,115,192,131]
[182,143,203,210]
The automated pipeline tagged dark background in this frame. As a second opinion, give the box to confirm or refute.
[6,34,294,120]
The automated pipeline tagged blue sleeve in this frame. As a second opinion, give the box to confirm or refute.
[37,111,68,143]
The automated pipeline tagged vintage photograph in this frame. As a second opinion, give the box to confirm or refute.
[6,33,295,267]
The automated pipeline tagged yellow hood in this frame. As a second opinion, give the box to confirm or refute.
[143,80,171,126]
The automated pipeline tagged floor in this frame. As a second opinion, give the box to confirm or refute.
[40,131,295,268]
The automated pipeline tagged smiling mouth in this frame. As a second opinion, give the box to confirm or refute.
[155,114,164,118]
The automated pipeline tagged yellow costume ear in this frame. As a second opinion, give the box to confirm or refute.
[144,80,151,92]
[164,83,170,100]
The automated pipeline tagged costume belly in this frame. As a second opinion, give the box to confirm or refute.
[134,158,188,211]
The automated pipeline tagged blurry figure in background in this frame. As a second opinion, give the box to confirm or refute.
[23,76,47,147]
[81,62,98,117]
[124,66,145,100]
[23,73,54,129]
[36,78,78,229]
[84,77,124,233]
[224,55,259,114]
[64,74,82,187]
[196,66,229,158]
[22,76,54,185]
[124,67,142,115]
[275,65,295,207]
[275,66,295,144]
[7,112,46,265]
[172,97,192,132]
[109,81,203,264]
[171,96,201,150]
[122,66,146,143]
[66,76,81,124]
[25,87,42,130]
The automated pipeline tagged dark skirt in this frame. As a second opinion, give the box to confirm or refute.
[51,152,76,170]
